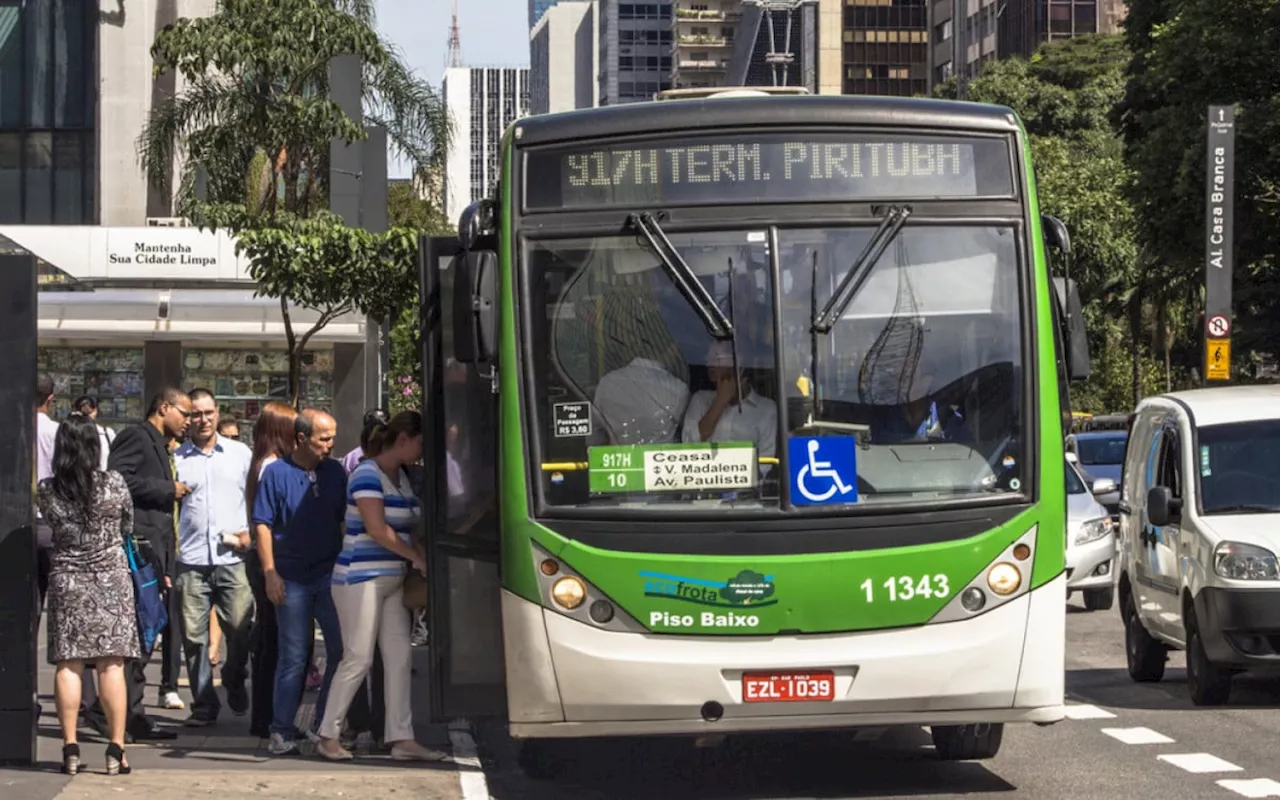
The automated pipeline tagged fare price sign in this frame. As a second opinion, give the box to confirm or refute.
[589,442,757,493]
[524,133,1014,210]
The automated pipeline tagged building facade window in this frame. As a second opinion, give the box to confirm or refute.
[0,0,95,224]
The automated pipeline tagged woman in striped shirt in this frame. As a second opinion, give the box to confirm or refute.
[315,410,444,762]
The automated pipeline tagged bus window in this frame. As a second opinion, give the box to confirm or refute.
[525,233,780,509]
[778,224,1024,501]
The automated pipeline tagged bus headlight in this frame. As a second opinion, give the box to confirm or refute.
[987,563,1022,596]
[1214,542,1280,581]
[551,576,587,609]
[1074,516,1113,546]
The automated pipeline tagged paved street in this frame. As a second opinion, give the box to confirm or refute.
[9,594,1280,799]
[471,596,1280,799]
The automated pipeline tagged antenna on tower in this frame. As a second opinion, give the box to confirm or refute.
[447,0,462,68]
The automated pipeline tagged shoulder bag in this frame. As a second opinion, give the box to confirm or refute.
[124,532,169,657]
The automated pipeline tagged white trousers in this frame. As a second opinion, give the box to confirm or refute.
[319,574,414,742]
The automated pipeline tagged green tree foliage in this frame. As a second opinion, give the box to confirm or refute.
[936,35,1160,410]
[139,0,452,404]
[386,182,453,411]
[1119,0,1280,373]
[229,210,419,403]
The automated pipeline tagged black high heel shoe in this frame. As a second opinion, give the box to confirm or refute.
[61,743,80,775]
[105,742,131,776]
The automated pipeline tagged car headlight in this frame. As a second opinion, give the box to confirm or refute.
[1214,542,1280,581]
[1074,516,1113,546]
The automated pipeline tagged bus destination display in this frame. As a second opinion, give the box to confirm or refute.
[523,133,1013,210]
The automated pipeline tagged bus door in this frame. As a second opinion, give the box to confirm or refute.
[419,236,507,722]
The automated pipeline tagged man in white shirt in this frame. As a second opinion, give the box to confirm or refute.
[593,357,689,445]
[682,341,777,460]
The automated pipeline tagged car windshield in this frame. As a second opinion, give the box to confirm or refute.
[1198,420,1280,514]
[1075,434,1127,465]
[525,224,1024,512]
[1066,461,1086,494]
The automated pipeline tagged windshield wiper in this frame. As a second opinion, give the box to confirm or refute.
[628,211,733,339]
[812,205,911,333]
[1207,504,1280,514]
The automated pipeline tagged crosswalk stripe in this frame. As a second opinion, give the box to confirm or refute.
[1100,727,1174,745]
[1218,779,1280,798]
[1063,703,1116,720]
[1157,753,1242,774]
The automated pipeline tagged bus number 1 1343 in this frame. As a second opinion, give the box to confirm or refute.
[860,575,950,603]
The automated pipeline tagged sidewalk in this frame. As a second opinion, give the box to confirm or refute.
[0,622,475,800]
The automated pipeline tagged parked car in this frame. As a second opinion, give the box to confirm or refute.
[1117,386,1280,706]
[1066,455,1118,611]
[1066,429,1127,513]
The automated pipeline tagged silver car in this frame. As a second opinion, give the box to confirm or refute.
[1066,456,1118,611]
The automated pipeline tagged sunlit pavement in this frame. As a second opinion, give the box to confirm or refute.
[10,597,1280,799]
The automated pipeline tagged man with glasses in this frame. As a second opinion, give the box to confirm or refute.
[174,388,253,727]
[84,387,192,742]
[251,409,347,756]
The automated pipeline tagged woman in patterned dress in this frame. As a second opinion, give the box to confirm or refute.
[37,414,139,777]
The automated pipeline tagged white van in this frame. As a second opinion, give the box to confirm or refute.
[1117,386,1280,706]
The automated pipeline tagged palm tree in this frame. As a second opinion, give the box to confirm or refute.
[136,0,451,219]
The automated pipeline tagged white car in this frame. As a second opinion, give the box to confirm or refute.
[1066,455,1118,611]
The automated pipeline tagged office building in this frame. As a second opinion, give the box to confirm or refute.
[598,0,673,104]
[530,0,561,27]
[1001,0,1126,60]
[831,0,930,97]
[931,0,1000,87]
[670,0,817,92]
[0,0,373,452]
[530,2,599,114]
[442,67,531,221]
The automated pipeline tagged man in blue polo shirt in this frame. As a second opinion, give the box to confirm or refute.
[251,408,347,756]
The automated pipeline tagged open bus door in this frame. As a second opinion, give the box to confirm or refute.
[419,235,507,722]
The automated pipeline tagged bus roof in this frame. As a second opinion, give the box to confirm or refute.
[513,95,1020,147]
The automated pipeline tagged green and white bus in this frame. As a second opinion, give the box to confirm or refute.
[418,93,1091,776]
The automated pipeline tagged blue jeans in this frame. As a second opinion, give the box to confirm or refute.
[271,572,343,737]
[176,562,254,720]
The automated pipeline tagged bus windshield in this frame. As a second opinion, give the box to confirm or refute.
[525,224,1025,513]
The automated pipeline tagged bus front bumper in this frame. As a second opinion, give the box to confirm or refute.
[503,574,1066,739]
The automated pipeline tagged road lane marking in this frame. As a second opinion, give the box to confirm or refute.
[1218,779,1280,798]
[1063,704,1116,720]
[1157,753,1243,773]
[1100,727,1174,745]
[449,719,491,800]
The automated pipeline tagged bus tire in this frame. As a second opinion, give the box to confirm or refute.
[930,723,1003,760]
[517,740,567,780]
[1083,588,1114,611]
[1122,590,1166,682]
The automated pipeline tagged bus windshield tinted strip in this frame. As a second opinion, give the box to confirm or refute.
[523,132,1016,212]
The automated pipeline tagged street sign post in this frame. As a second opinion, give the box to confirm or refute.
[1204,105,1235,383]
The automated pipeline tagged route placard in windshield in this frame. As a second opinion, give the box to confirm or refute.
[524,133,1013,210]
[589,443,757,493]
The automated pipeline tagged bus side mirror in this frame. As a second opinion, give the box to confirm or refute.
[1042,214,1071,256]
[452,250,498,364]
[1052,276,1091,382]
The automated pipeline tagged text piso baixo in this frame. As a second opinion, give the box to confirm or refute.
[651,610,760,628]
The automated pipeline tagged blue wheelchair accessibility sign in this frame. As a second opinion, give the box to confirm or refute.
[788,436,858,506]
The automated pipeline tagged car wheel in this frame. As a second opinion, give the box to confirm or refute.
[1186,624,1231,706]
[931,723,1004,760]
[1123,590,1166,682]
[1084,587,1114,611]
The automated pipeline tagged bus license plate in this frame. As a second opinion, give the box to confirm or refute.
[742,671,835,703]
